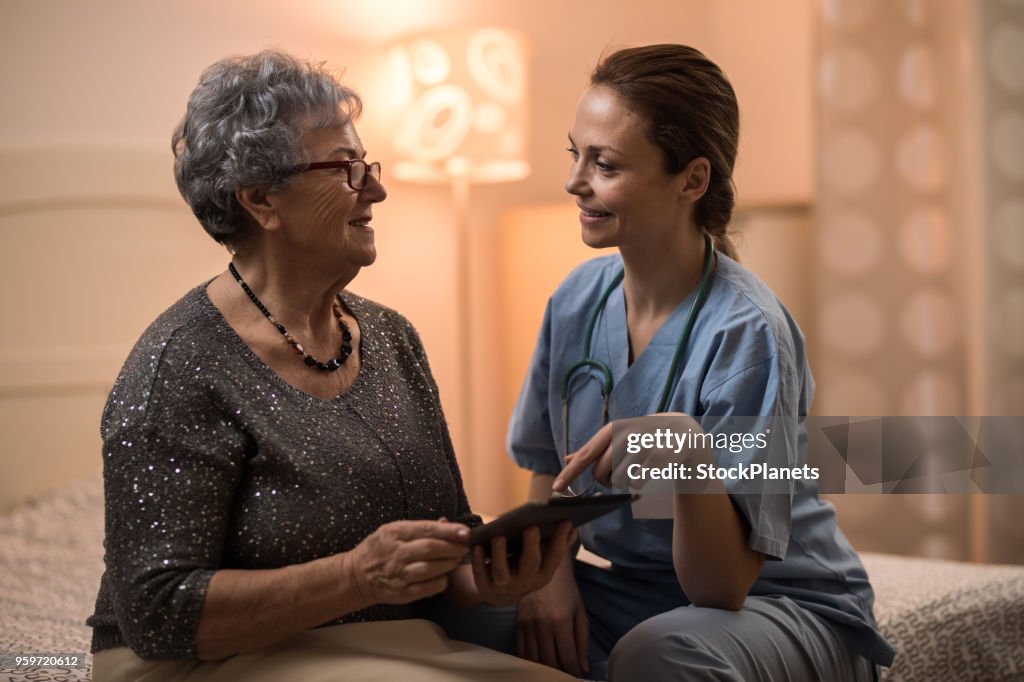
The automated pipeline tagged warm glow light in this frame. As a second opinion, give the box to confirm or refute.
[388,27,530,184]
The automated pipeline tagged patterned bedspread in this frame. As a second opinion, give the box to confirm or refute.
[863,552,1024,681]
[0,478,103,681]
[1,478,1022,681]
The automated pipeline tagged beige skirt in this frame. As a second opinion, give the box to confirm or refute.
[92,619,577,682]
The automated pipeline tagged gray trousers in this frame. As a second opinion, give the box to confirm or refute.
[420,561,877,681]
[578,561,876,682]
[606,594,876,681]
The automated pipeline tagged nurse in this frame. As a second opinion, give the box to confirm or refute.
[507,45,895,681]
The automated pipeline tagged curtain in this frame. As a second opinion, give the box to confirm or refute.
[813,0,1024,563]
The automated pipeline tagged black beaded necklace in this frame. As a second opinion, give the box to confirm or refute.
[228,263,352,371]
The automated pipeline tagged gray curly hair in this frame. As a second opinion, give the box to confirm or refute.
[172,50,362,248]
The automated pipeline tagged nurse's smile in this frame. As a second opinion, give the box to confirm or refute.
[578,203,613,225]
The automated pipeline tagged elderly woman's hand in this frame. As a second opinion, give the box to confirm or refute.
[470,521,576,606]
[343,520,470,605]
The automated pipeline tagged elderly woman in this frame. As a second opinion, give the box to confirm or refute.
[86,50,575,682]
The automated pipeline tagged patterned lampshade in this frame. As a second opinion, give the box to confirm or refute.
[388,27,530,184]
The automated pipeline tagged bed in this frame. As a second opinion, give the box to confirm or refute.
[2,477,1023,681]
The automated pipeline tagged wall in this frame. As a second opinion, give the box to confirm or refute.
[0,0,815,513]
[811,0,1024,564]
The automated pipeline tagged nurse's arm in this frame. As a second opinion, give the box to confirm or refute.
[659,422,765,610]
[554,417,765,610]
[671,484,765,610]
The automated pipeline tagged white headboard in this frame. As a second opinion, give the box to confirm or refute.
[0,146,225,509]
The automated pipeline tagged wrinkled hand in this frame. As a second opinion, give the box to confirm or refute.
[345,520,469,605]
[516,559,589,676]
[470,521,576,607]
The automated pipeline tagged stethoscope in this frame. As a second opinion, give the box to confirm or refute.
[559,233,716,497]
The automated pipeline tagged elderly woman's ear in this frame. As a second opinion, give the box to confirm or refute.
[235,185,281,232]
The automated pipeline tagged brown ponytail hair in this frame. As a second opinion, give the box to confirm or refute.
[591,45,740,261]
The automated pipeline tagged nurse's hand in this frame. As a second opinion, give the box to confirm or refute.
[470,521,576,607]
[554,421,616,491]
[516,557,589,676]
[553,413,701,493]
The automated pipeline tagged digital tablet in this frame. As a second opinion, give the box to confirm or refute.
[470,493,637,555]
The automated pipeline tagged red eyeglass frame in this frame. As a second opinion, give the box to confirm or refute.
[290,160,381,191]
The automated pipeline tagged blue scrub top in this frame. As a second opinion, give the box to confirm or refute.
[507,252,895,667]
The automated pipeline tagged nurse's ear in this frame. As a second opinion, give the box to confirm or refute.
[679,157,711,204]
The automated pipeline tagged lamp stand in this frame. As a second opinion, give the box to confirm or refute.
[451,177,475,485]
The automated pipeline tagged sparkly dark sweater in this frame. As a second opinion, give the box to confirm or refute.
[87,285,480,659]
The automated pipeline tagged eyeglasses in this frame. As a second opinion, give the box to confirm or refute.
[291,160,382,192]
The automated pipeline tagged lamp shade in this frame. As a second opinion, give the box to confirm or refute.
[388,27,530,184]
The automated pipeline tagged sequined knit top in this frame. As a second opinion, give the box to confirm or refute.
[87,284,480,659]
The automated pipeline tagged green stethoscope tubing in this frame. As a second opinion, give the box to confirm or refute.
[559,233,716,495]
